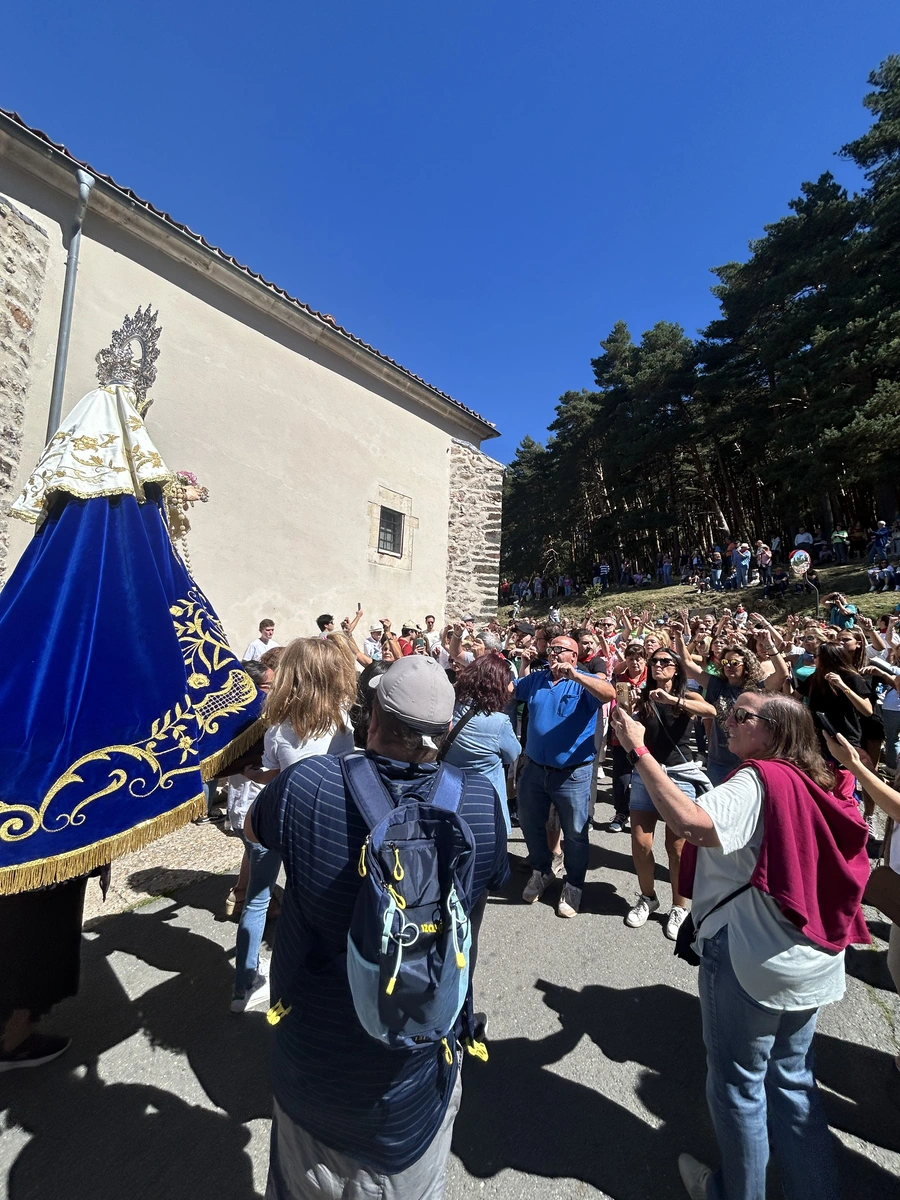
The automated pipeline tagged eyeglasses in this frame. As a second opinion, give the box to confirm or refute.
[548,645,574,655]
[649,658,676,668]
[721,658,744,667]
[732,708,774,725]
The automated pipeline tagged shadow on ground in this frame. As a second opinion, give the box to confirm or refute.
[1,875,270,1200]
[3,875,899,1200]
[453,978,900,1200]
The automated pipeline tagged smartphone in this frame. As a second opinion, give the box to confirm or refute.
[815,711,838,738]
[357,602,362,611]
[615,682,633,713]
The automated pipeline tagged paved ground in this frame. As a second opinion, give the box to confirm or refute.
[2,791,899,1200]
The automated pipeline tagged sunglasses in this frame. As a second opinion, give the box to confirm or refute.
[649,658,676,667]
[548,645,574,655]
[732,708,773,725]
[722,658,744,667]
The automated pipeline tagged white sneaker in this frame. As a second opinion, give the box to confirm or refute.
[665,905,688,941]
[550,851,565,879]
[678,1152,712,1199]
[522,869,553,904]
[230,971,269,1013]
[557,883,582,918]
[625,893,660,928]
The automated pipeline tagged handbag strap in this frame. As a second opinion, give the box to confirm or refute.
[694,881,753,932]
[649,698,692,765]
[437,706,480,761]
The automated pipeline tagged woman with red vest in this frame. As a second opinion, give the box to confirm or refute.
[611,692,869,1200]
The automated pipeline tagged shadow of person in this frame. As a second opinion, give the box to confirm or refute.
[4,1062,260,1200]
[452,979,711,1199]
[843,943,897,991]
[814,1031,900,1156]
[126,867,237,918]
[85,878,275,1122]
[454,978,900,1200]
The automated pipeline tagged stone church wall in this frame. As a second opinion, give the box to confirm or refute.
[0,196,49,582]
[445,438,503,620]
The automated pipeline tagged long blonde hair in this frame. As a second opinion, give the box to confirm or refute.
[263,637,357,741]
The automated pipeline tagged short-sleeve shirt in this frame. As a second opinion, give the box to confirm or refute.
[702,675,744,770]
[827,603,856,629]
[514,671,601,767]
[251,753,508,1172]
[243,637,280,661]
[798,672,871,749]
[693,767,845,1010]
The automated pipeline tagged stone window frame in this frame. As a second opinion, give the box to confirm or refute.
[367,486,418,571]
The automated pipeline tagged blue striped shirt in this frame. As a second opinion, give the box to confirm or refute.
[252,751,508,1171]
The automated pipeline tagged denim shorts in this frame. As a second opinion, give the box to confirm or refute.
[629,772,697,813]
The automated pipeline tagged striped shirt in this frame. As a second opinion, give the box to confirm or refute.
[252,751,508,1172]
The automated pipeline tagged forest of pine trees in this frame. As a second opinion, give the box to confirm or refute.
[501,57,900,582]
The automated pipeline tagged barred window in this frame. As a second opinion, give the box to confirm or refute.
[377,507,404,556]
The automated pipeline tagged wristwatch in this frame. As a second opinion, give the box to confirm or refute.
[628,745,651,766]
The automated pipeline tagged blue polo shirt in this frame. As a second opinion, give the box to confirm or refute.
[251,752,508,1173]
[514,670,601,767]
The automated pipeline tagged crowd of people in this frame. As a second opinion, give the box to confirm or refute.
[4,588,900,1200]
[213,593,900,1199]
[502,518,900,603]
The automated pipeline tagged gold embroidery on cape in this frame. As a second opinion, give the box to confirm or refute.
[10,386,172,525]
[0,591,259,847]
[170,589,258,738]
[0,696,198,844]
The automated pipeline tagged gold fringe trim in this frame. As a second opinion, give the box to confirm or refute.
[11,471,173,526]
[0,792,206,896]
[200,717,265,782]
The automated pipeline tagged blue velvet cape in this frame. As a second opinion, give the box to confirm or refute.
[0,487,262,894]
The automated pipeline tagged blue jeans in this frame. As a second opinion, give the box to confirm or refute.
[663,564,672,584]
[629,772,696,813]
[711,569,722,590]
[699,927,838,1200]
[883,708,900,773]
[517,758,592,887]
[735,565,748,588]
[234,831,282,996]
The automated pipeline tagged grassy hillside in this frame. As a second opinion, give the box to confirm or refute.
[501,563,900,628]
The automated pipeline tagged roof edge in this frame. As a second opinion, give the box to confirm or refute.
[0,108,499,441]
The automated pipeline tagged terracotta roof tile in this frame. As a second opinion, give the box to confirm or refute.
[0,108,497,436]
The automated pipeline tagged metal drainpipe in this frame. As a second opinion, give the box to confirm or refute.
[45,168,95,442]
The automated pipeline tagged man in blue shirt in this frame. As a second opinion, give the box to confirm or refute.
[247,657,508,1199]
[514,635,615,917]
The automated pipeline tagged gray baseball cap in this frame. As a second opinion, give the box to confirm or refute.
[369,655,455,733]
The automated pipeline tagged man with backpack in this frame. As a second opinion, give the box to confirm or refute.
[247,655,508,1200]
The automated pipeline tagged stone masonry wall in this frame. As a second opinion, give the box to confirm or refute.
[445,438,504,621]
[0,196,49,582]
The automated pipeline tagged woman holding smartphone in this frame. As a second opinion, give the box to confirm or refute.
[624,649,715,938]
[797,642,872,802]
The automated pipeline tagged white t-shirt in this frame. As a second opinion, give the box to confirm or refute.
[226,775,261,832]
[425,631,442,651]
[693,767,845,1010]
[261,717,355,770]
[243,637,280,662]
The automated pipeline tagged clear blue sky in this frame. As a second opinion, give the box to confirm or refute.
[3,2,898,461]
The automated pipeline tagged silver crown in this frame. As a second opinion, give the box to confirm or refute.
[95,305,162,414]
